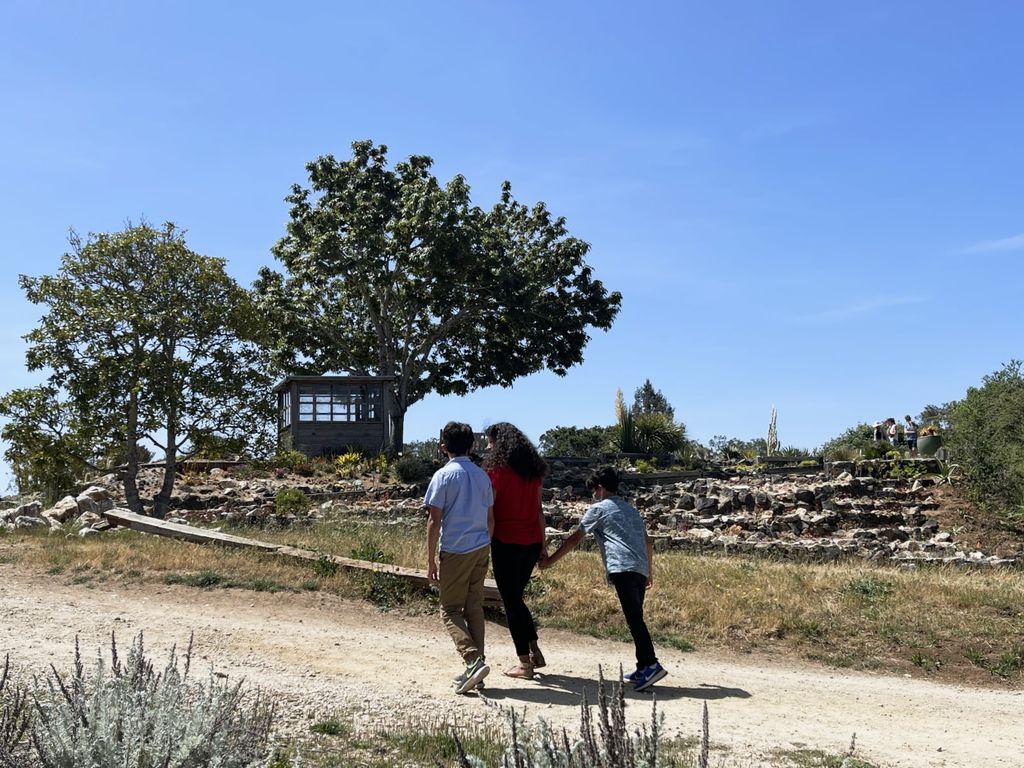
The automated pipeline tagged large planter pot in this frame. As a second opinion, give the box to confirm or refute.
[918,435,943,457]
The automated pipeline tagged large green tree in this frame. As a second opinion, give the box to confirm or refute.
[2,223,273,516]
[254,141,622,450]
[947,360,1024,521]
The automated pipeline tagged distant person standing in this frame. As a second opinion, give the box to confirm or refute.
[904,415,918,456]
[425,421,494,694]
[541,465,668,692]
[886,417,899,446]
[873,422,884,442]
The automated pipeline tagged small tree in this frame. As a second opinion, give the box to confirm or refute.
[7,223,273,517]
[631,379,674,418]
[0,386,94,503]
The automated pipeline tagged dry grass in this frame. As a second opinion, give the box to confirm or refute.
[2,520,1022,686]
[533,549,1024,684]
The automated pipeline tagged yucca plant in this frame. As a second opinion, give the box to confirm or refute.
[632,413,685,455]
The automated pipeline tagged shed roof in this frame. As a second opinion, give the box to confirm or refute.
[272,374,395,393]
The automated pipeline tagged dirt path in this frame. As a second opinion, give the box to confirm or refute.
[0,563,1020,767]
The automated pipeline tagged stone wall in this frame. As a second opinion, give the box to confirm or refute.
[6,461,1019,569]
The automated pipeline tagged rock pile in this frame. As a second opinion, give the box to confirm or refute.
[6,463,1019,569]
[0,485,120,537]
[540,470,1020,568]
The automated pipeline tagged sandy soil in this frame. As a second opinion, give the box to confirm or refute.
[0,563,1020,767]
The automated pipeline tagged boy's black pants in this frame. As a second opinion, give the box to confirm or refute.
[609,570,658,670]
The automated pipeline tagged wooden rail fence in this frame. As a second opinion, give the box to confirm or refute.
[102,509,503,608]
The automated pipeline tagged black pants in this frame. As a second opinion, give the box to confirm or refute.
[490,538,542,656]
[610,571,657,670]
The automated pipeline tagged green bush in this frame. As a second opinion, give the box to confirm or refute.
[26,634,274,768]
[947,360,1024,523]
[270,450,309,470]
[538,425,616,457]
[819,423,875,460]
[861,441,892,460]
[393,455,432,483]
[274,488,311,516]
[334,451,364,478]
[402,439,441,461]
[634,458,657,474]
[350,539,412,609]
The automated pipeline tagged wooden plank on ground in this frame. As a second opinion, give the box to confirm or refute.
[102,509,502,607]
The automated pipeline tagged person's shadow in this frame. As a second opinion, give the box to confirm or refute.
[477,671,750,706]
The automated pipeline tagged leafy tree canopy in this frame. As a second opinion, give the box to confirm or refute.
[254,141,622,448]
[3,223,273,515]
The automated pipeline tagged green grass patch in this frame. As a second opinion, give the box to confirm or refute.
[164,570,228,588]
[965,646,1024,678]
[840,576,893,602]
[309,719,350,737]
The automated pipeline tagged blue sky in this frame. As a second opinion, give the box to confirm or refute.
[2,1,1022,483]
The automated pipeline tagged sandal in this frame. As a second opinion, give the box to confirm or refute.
[503,664,535,679]
[529,647,546,670]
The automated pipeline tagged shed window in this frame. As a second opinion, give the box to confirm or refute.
[280,390,292,428]
[297,383,382,422]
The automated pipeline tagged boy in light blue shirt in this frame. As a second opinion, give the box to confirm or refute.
[425,421,494,693]
[542,465,668,691]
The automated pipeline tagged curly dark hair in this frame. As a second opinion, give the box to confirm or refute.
[483,422,548,481]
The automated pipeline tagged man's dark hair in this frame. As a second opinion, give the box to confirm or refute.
[586,464,620,494]
[441,421,475,456]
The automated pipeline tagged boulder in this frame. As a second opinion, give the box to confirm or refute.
[696,497,718,514]
[76,486,115,514]
[44,495,80,523]
[2,501,42,523]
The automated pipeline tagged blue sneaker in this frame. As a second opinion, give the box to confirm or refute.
[632,662,667,692]
[623,668,643,684]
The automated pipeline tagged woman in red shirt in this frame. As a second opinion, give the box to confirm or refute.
[484,422,548,679]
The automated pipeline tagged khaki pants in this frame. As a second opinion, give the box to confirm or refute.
[439,544,490,664]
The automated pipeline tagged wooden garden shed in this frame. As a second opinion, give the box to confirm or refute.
[273,375,395,457]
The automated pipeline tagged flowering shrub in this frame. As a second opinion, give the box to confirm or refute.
[29,633,274,768]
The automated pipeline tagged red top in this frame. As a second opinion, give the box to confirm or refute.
[487,465,544,545]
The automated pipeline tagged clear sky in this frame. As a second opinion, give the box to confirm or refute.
[2,1,1022,483]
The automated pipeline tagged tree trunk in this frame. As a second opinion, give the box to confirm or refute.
[389,406,407,455]
[152,422,177,520]
[122,390,144,515]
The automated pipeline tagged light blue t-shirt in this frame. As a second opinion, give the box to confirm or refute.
[579,496,649,578]
[424,456,493,555]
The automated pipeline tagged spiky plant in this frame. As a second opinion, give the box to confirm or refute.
[0,654,31,768]
[30,632,275,768]
[470,666,678,768]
